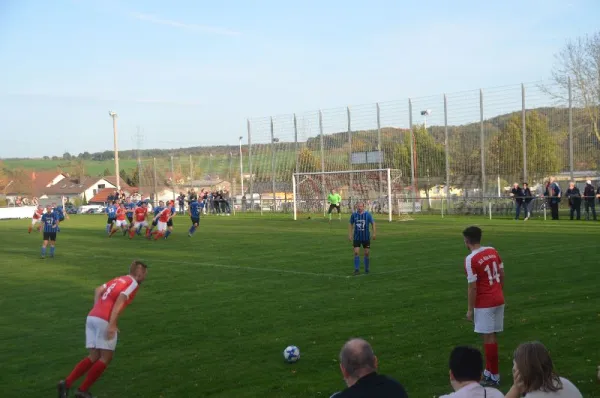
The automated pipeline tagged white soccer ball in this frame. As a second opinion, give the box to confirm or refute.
[283,345,300,363]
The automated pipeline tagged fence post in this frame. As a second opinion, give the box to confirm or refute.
[189,154,193,184]
[347,106,353,209]
[409,98,416,213]
[170,155,176,203]
[568,77,574,180]
[522,83,527,183]
[319,110,326,214]
[270,116,276,212]
[377,103,383,201]
[153,157,157,201]
[443,94,450,207]
[479,89,486,211]
[293,113,299,175]
[247,119,254,210]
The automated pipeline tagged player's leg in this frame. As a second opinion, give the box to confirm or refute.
[41,234,49,258]
[336,205,341,220]
[353,243,361,275]
[165,220,173,239]
[475,305,503,386]
[49,234,56,257]
[29,219,35,233]
[76,317,116,396]
[189,218,199,237]
[363,243,370,274]
[328,204,334,221]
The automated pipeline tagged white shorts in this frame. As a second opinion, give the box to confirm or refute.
[157,221,167,232]
[115,220,128,228]
[85,316,118,351]
[32,218,40,225]
[474,305,504,334]
[134,221,149,229]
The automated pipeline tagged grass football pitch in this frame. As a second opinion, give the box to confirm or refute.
[0,214,598,397]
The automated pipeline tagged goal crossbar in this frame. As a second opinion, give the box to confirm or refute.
[292,168,394,222]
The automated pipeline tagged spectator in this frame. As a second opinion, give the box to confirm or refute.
[329,338,408,398]
[522,183,534,221]
[511,183,526,220]
[439,346,503,398]
[583,180,596,221]
[565,181,581,220]
[544,177,561,220]
[505,342,582,398]
[178,193,186,215]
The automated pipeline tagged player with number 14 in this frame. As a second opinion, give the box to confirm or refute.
[462,226,505,387]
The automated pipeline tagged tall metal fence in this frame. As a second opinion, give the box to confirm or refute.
[131,79,599,215]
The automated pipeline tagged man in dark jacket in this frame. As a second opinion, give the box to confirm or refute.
[330,338,408,398]
[544,177,561,220]
[566,181,582,220]
[522,183,534,220]
[583,180,597,221]
[510,183,526,220]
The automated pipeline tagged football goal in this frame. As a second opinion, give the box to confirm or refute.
[292,168,408,222]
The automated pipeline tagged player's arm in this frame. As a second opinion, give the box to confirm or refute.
[467,282,477,316]
[370,215,376,239]
[348,216,354,241]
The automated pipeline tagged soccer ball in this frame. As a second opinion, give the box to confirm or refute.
[283,345,300,363]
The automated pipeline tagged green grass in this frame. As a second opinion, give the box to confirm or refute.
[0,214,598,397]
[2,159,139,176]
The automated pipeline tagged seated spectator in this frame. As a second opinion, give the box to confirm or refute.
[330,338,408,398]
[505,342,582,398]
[440,346,503,398]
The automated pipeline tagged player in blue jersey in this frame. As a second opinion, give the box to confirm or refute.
[53,202,66,222]
[348,202,376,275]
[125,197,136,224]
[146,200,164,238]
[41,205,60,258]
[105,201,118,235]
[188,198,201,237]
[165,200,176,239]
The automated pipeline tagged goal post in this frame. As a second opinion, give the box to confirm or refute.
[292,168,400,222]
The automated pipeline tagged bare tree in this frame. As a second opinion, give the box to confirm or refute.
[546,31,600,140]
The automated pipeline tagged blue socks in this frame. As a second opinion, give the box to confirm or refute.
[165,230,171,239]
[364,256,370,273]
[354,255,360,271]
[189,226,196,235]
[106,224,111,234]
[41,246,46,257]
[49,246,55,257]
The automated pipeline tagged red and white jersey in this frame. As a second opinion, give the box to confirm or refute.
[88,275,139,322]
[134,207,147,222]
[32,208,43,220]
[158,208,171,223]
[465,246,504,308]
[116,207,127,221]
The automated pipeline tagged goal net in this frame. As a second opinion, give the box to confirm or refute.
[292,168,410,221]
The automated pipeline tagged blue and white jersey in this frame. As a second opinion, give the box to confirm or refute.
[189,201,201,218]
[125,202,136,216]
[349,211,374,241]
[106,205,117,219]
[41,212,60,233]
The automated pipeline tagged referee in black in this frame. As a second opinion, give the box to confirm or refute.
[330,338,408,398]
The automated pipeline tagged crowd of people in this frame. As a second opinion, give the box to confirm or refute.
[178,188,232,216]
[510,177,600,221]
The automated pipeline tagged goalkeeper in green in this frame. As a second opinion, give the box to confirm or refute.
[327,189,342,222]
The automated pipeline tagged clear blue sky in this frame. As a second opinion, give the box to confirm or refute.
[0,0,598,157]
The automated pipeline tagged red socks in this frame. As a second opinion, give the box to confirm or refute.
[484,343,499,375]
[65,357,93,388]
[79,360,107,392]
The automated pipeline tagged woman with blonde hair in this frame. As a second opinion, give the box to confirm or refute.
[506,342,582,398]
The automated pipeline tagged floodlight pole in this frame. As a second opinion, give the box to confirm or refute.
[109,111,120,190]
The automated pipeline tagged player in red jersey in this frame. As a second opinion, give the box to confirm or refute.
[57,260,148,398]
[129,202,149,239]
[29,205,44,233]
[150,206,171,240]
[109,203,129,237]
[462,226,505,387]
